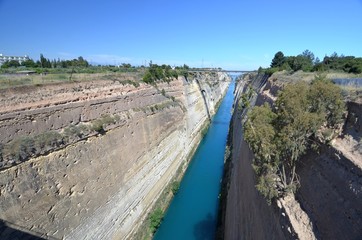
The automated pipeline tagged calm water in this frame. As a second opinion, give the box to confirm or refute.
[154,77,235,240]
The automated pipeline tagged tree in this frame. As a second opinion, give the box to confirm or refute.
[302,49,315,63]
[270,51,286,68]
[121,63,131,68]
[1,60,20,68]
[274,82,324,192]
[244,103,279,202]
[21,59,36,68]
[244,77,345,203]
[39,54,51,68]
[308,76,345,128]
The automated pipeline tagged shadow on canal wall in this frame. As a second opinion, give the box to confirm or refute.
[0,219,48,240]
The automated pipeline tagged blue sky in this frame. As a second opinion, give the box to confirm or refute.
[1,0,361,70]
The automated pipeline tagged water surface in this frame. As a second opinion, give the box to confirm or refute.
[154,77,236,240]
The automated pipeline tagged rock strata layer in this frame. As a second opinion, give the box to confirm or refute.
[0,72,230,239]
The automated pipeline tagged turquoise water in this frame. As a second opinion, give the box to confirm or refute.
[154,78,235,240]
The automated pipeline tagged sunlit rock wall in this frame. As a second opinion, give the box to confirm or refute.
[0,72,230,239]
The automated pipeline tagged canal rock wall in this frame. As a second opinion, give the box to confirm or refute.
[0,72,230,239]
[223,74,299,240]
[223,72,362,239]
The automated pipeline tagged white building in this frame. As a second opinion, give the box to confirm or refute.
[0,53,29,66]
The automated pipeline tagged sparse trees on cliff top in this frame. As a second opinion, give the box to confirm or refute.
[270,51,286,68]
[243,76,345,203]
[267,50,362,74]
[142,63,189,84]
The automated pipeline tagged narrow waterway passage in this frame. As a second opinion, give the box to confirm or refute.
[154,77,236,240]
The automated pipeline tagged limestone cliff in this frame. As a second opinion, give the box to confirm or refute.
[0,72,230,239]
[223,72,362,240]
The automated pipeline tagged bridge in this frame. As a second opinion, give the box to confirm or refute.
[188,69,254,73]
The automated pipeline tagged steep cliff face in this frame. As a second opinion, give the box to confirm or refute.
[223,72,362,239]
[0,72,230,239]
[295,100,362,239]
[223,75,297,240]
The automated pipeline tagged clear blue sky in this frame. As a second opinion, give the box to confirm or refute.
[1,0,361,70]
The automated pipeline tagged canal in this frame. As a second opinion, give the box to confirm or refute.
[154,76,236,240]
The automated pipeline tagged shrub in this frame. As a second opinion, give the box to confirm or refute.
[64,124,82,138]
[5,136,35,162]
[201,123,209,138]
[34,131,63,152]
[149,208,164,233]
[171,181,180,195]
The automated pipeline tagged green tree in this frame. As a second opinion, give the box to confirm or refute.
[149,208,163,233]
[244,77,345,203]
[308,76,345,128]
[302,49,315,63]
[21,59,36,68]
[39,54,51,68]
[270,51,286,68]
[244,103,279,202]
[274,82,324,192]
[1,60,20,68]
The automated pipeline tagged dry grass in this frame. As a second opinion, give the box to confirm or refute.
[0,71,145,89]
[270,71,362,103]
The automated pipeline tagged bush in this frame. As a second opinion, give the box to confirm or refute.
[34,131,63,152]
[90,114,119,134]
[171,181,180,195]
[5,136,35,162]
[149,208,164,233]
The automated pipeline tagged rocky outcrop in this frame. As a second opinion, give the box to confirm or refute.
[0,72,230,239]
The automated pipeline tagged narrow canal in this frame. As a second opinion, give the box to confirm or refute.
[154,76,236,240]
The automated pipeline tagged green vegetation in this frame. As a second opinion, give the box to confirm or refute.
[201,122,210,138]
[33,131,63,152]
[1,54,90,70]
[142,63,189,84]
[3,131,64,164]
[63,124,89,141]
[149,208,164,234]
[243,76,345,204]
[171,181,180,195]
[262,50,362,74]
[90,114,120,134]
[0,54,194,90]
[238,86,254,110]
[0,54,143,87]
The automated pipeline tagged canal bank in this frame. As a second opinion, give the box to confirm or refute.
[153,76,236,240]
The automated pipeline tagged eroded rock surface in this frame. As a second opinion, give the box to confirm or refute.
[0,72,230,239]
